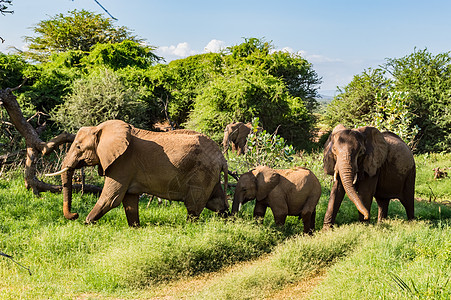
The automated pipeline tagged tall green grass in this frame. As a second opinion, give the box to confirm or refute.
[0,152,450,299]
[0,175,284,299]
[415,152,451,201]
[310,221,451,299]
[192,224,369,299]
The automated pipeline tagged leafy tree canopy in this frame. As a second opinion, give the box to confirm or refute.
[0,53,27,89]
[164,38,321,148]
[324,49,451,152]
[23,9,142,62]
[324,68,390,126]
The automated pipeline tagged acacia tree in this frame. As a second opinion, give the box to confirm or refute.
[23,9,143,61]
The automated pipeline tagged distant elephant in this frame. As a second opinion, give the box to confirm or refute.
[323,124,415,228]
[222,122,262,155]
[46,120,229,226]
[231,165,322,234]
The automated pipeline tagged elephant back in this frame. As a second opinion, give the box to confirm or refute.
[382,132,415,175]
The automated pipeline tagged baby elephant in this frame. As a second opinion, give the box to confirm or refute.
[232,166,322,234]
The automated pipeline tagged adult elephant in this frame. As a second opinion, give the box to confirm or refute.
[222,122,261,155]
[231,166,321,234]
[46,120,229,226]
[323,124,415,228]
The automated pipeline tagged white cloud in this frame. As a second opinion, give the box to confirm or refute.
[204,39,226,53]
[275,47,342,64]
[157,42,197,59]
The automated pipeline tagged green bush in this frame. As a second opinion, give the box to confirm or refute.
[51,67,151,131]
[325,49,451,152]
[371,91,420,146]
[86,220,281,289]
[228,118,296,174]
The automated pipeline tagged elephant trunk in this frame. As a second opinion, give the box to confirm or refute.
[337,156,369,220]
[61,168,79,220]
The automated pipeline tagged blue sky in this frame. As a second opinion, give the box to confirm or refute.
[1,0,451,96]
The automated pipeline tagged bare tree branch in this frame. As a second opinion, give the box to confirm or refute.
[0,84,101,195]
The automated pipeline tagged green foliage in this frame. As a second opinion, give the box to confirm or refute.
[84,40,161,70]
[228,118,296,173]
[325,49,451,152]
[324,68,389,127]
[372,91,420,146]
[310,222,451,300]
[0,54,29,153]
[87,220,280,288]
[178,39,320,148]
[414,152,451,203]
[195,223,367,299]
[0,152,450,298]
[163,53,222,126]
[23,9,141,62]
[51,67,150,131]
[0,53,28,89]
[384,48,451,152]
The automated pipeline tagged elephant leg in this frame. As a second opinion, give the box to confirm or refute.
[375,197,390,222]
[310,207,316,232]
[301,207,316,235]
[253,201,267,222]
[268,196,289,226]
[123,193,140,227]
[273,213,287,226]
[400,170,415,220]
[86,177,127,224]
[184,184,207,220]
[323,179,345,229]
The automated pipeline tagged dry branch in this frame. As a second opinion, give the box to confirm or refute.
[0,84,101,195]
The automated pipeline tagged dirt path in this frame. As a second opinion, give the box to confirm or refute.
[149,257,327,299]
[268,271,327,300]
[150,259,263,299]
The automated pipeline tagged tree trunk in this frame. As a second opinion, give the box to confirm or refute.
[0,85,101,196]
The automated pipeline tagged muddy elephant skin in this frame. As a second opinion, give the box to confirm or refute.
[323,124,415,228]
[49,120,229,226]
[232,165,321,234]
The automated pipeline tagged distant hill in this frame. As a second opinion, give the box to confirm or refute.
[314,94,334,114]
[317,94,334,103]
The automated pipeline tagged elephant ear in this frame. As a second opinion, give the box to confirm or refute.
[323,124,346,175]
[358,126,388,177]
[253,166,280,201]
[95,120,132,174]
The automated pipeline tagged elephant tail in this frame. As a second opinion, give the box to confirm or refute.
[222,162,229,202]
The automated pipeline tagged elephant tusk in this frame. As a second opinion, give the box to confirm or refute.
[45,167,69,177]
[334,170,338,182]
[238,203,242,212]
[353,173,358,185]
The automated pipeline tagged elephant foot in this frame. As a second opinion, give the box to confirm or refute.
[322,223,334,231]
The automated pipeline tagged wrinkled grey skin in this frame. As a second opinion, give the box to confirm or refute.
[54,120,229,226]
[323,124,415,228]
[232,165,322,234]
[222,122,262,155]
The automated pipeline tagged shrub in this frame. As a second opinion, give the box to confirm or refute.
[51,67,150,131]
[371,91,420,147]
[228,118,296,174]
